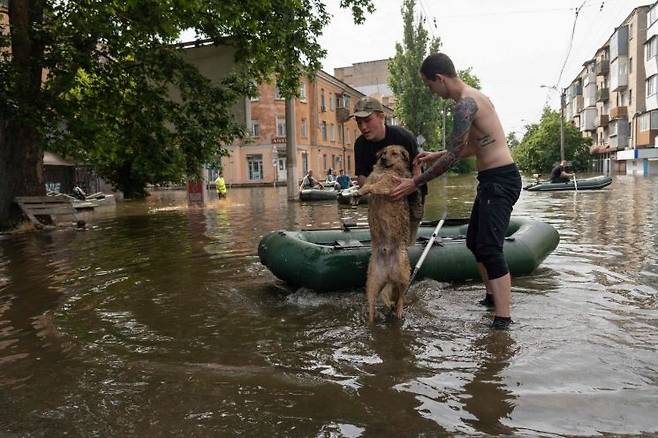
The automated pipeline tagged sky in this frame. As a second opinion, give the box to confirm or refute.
[318,0,652,137]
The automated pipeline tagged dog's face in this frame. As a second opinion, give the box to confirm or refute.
[375,145,410,172]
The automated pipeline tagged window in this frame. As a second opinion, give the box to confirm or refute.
[651,111,658,129]
[629,23,633,40]
[630,89,632,105]
[320,89,326,111]
[646,37,657,61]
[640,113,650,131]
[610,121,617,136]
[650,6,658,27]
[343,94,351,110]
[247,155,263,180]
[629,58,633,74]
[276,115,286,137]
[274,84,283,100]
[329,94,335,111]
[648,75,657,97]
[330,123,335,142]
[323,154,327,169]
[299,82,306,101]
[250,120,260,137]
[301,118,308,138]
[321,121,327,141]
[302,152,309,175]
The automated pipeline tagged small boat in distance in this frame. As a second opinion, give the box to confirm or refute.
[524,175,612,192]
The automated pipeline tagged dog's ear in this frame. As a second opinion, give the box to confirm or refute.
[376,148,385,158]
[400,148,410,162]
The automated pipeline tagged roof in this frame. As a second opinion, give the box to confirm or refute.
[43,151,74,166]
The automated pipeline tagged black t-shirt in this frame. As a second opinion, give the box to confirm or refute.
[354,125,427,195]
[550,165,564,180]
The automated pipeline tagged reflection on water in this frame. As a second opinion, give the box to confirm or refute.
[1,175,658,436]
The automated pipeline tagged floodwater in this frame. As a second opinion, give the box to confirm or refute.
[1,174,657,437]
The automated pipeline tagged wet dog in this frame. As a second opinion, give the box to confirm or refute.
[357,145,411,322]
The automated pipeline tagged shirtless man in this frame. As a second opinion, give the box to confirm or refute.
[391,53,522,330]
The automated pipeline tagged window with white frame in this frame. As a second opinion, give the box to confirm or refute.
[330,124,335,142]
[343,94,351,110]
[250,120,260,137]
[299,82,306,101]
[646,37,658,61]
[321,121,327,141]
[274,84,284,100]
[320,89,326,111]
[647,75,657,97]
[640,113,650,131]
[329,94,335,111]
[652,110,658,129]
[651,5,658,28]
[276,115,286,137]
[301,118,308,138]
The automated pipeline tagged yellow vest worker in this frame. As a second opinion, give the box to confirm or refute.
[215,174,227,199]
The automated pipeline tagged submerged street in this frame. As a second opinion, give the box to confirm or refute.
[1,174,657,436]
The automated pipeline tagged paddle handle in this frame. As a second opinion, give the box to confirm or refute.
[405,211,448,295]
[573,172,578,191]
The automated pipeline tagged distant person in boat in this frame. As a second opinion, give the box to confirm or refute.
[300,169,321,190]
[550,160,575,183]
[215,172,227,199]
[326,168,335,182]
[351,96,425,243]
[390,52,522,330]
[336,169,351,190]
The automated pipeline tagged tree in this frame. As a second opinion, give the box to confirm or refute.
[388,0,441,149]
[512,107,592,174]
[0,0,375,229]
[507,131,520,149]
[388,6,480,175]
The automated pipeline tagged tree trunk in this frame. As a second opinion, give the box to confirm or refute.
[0,0,46,230]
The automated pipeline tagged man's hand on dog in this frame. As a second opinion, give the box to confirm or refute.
[390,176,417,200]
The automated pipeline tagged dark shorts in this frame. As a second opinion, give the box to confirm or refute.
[466,163,522,279]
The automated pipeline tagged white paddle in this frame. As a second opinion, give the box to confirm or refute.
[573,172,578,191]
[403,211,448,298]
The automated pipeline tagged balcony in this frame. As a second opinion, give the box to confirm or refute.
[596,60,609,76]
[596,88,609,102]
[573,95,584,113]
[597,114,609,127]
[610,106,628,120]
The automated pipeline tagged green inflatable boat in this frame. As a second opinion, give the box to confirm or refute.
[299,188,338,201]
[258,217,559,291]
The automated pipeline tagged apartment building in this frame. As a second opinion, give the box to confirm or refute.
[334,59,396,108]
[619,1,658,174]
[220,71,373,186]
[568,5,655,175]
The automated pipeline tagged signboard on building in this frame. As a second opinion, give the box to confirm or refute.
[272,137,287,144]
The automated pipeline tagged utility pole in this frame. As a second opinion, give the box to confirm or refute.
[285,97,298,200]
[559,91,565,162]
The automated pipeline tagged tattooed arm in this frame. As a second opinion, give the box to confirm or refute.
[413,97,478,186]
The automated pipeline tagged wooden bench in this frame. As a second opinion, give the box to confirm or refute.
[14,196,78,228]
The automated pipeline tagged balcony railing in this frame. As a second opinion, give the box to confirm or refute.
[597,88,609,102]
[598,114,609,127]
[596,60,610,76]
[609,106,628,120]
[574,95,584,113]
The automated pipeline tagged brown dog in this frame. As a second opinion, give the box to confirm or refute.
[357,145,411,322]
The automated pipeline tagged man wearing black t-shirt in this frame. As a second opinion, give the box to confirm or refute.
[351,96,426,243]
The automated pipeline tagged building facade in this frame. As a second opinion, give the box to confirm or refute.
[569,4,658,175]
[210,70,394,187]
[334,59,396,108]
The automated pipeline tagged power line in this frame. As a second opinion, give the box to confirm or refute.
[555,1,588,88]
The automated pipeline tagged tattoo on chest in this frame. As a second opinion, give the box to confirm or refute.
[477,135,495,147]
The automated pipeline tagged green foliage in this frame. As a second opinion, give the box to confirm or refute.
[1,0,375,198]
[507,131,520,149]
[512,107,592,174]
[388,0,441,149]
